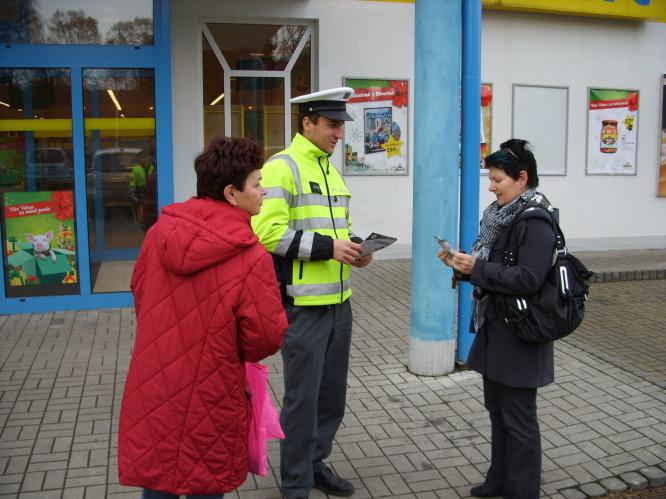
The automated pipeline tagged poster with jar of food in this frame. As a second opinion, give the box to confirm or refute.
[586,88,639,175]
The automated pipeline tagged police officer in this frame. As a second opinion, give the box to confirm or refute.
[252,87,372,498]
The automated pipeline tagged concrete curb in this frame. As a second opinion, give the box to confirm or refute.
[559,464,666,498]
[590,268,666,283]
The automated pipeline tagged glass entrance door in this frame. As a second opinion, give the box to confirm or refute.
[0,67,157,298]
[0,68,80,298]
[83,68,156,293]
[0,0,171,314]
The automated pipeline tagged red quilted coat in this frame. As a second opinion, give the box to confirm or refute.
[118,197,287,495]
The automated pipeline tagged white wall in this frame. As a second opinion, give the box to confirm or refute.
[482,10,666,250]
[171,1,666,257]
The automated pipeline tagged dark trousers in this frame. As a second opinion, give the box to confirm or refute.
[279,301,353,498]
[483,377,541,499]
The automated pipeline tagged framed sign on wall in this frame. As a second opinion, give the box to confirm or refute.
[342,78,409,176]
[512,84,569,176]
[586,88,639,176]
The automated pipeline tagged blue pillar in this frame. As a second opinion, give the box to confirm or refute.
[409,0,461,376]
[457,0,482,362]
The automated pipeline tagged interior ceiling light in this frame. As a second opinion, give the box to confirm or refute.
[210,92,224,106]
[250,52,265,57]
[107,89,122,111]
[0,101,10,107]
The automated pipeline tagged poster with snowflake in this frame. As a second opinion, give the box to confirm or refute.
[343,78,408,176]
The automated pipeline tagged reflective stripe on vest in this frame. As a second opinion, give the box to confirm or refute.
[287,278,351,297]
[264,188,350,210]
[268,154,302,194]
[290,217,349,232]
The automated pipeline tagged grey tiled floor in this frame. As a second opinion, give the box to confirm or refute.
[0,261,665,499]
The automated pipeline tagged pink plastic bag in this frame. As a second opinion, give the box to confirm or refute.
[245,362,284,476]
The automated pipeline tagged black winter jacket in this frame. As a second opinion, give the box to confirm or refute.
[466,210,557,388]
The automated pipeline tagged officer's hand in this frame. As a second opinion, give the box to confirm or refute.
[350,253,372,268]
[333,239,362,264]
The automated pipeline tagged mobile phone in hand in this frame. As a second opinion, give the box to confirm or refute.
[434,235,455,257]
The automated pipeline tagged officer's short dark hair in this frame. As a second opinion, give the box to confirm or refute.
[297,112,321,134]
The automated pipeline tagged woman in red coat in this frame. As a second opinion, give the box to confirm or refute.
[118,136,288,499]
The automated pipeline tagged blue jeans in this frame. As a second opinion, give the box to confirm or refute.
[142,489,224,499]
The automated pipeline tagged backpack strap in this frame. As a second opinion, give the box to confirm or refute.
[502,197,565,266]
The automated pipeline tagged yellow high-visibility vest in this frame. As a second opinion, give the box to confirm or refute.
[252,133,354,306]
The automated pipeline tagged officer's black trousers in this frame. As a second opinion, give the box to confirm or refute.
[279,301,353,498]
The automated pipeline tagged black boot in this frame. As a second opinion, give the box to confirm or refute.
[313,467,354,497]
[470,484,502,498]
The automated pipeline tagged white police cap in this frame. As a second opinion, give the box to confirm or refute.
[290,87,355,121]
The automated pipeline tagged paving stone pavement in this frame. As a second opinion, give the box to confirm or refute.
[0,261,664,499]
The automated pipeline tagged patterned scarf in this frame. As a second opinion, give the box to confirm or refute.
[471,188,537,331]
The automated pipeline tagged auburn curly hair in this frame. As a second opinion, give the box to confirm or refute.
[194,135,263,201]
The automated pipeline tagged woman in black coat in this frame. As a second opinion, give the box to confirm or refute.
[440,139,556,499]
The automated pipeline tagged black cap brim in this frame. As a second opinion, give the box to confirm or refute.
[297,100,353,121]
[318,109,353,121]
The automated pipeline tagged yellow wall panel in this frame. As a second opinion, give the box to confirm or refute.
[361,0,666,22]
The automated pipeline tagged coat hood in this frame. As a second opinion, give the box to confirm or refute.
[152,197,258,275]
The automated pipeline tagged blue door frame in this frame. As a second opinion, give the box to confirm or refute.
[0,0,173,314]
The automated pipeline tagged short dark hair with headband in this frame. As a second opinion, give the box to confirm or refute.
[484,138,539,188]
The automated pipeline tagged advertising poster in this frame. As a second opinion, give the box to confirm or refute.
[657,75,666,196]
[481,83,493,162]
[3,191,79,297]
[343,78,408,176]
[586,88,639,175]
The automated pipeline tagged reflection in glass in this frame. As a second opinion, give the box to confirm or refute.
[290,37,311,138]
[0,0,153,45]
[203,34,226,146]
[206,24,307,71]
[0,68,80,297]
[202,23,312,156]
[83,68,155,293]
[231,78,285,160]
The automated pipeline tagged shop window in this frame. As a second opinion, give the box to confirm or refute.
[0,68,79,297]
[0,0,153,45]
[202,22,312,159]
[206,24,307,72]
[83,68,155,293]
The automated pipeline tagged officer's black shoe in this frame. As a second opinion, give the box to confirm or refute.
[313,467,354,496]
[470,484,502,497]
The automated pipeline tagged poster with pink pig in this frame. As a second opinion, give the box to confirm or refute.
[3,191,79,297]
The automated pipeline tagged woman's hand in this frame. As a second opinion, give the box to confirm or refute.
[438,250,476,275]
[437,249,454,266]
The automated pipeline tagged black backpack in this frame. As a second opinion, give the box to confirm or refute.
[497,198,594,345]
